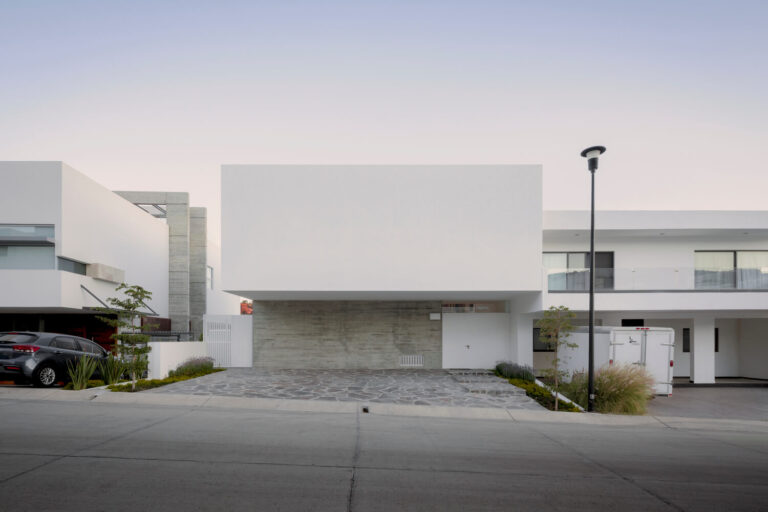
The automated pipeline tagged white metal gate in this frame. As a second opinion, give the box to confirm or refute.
[203,315,253,368]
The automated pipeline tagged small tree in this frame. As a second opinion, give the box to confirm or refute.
[97,283,154,391]
[536,305,577,411]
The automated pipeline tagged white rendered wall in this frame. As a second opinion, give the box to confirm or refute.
[147,341,208,379]
[60,165,169,315]
[0,270,61,308]
[0,162,169,315]
[442,313,511,369]
[738,319,768,379]
[545,291,768,314]
[222,165,542,299]
[205,242,241,315]
[715,319,740,377]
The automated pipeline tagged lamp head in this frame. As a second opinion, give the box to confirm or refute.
[580,145,606,172]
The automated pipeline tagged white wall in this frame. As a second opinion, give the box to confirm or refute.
[0,270,61,308]
[222,165,542,299]
[0,162,169,315]
[60,164,169,315]
[147,341,208,379]
[205,242,241,315]
[715,319,740,377]
[738,319,768,379]
[442,313,511,368]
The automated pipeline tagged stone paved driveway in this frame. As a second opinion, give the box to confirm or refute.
[152,368,543,410]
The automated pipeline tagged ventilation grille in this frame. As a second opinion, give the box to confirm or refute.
[399,354,424,367]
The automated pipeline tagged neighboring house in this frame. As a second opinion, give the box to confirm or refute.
[541,210,768,383]
[0,162,239,344]
[220,165,768,383]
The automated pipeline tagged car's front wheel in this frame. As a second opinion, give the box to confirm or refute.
[33,365,59,387]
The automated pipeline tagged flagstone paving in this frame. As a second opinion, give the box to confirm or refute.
[151,368,544,410]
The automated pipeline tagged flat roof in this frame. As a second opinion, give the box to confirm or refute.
[544,210,768,235]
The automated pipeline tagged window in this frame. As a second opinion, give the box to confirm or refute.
[0,333,38,343]
[58,257,87,275]
[695,251,768,289]
[715,327,719,353]
[533,327,554,352]
[0,246,55,269]
[51,337,79,351]
[543,252,614,291]
[206,266,214,290]
[442,302,506,313]
[79,339,105,356]
[0,225,54,238]
[0,224,56,270]
[621,319,645,327]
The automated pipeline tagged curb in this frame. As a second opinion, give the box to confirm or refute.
[2,386,767,431]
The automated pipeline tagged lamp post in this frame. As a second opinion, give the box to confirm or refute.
[580,145,606,412]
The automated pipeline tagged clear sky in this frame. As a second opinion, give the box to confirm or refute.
[1,1,766,241]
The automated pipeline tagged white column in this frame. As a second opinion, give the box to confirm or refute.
[510,313,534,367]
[691,316,716,384]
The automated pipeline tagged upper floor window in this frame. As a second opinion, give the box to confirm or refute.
[0,224,54,239]
[0,224,56,270]
[695,251,768,289]
[206,265,214,290]
[543,252,614,291]
[0,245,55,269]
[58,257,86,275]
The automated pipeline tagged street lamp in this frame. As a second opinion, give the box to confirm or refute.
[580,145,606,412]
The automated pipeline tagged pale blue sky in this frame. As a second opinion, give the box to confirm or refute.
[1,1,766,240]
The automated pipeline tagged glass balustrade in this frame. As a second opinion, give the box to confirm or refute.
[545,267,768,291]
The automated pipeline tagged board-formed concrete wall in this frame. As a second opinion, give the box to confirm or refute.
[252,301,442,369]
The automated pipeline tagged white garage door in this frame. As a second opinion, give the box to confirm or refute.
[442,313,511,369]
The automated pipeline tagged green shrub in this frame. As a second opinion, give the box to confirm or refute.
[506,378,581,412]
[168,356,215,378]
[99,355,126,385]
[108,367,224,392]
[495,362,535,382]
[568,364,655,415]
[67,354,99,390]
[63,379,105,390]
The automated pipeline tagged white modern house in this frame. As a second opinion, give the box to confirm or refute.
[0,162,239,346]
[221,165,768,384]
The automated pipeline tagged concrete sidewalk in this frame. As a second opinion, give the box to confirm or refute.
[2,385,767,433]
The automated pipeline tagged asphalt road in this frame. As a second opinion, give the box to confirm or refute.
[0,398,766,511]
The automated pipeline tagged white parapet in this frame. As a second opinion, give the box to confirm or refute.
[147,341,208,380]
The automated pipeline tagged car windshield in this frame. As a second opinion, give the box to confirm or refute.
[0,333,38,344]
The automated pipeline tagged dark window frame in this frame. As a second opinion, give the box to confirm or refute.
[51,336,80,351]
[543,251,615,291]
[533,327,555,352]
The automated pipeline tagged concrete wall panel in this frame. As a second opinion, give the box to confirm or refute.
[252,301,442,369]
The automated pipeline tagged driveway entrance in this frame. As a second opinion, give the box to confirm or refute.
[152,368,543,410]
